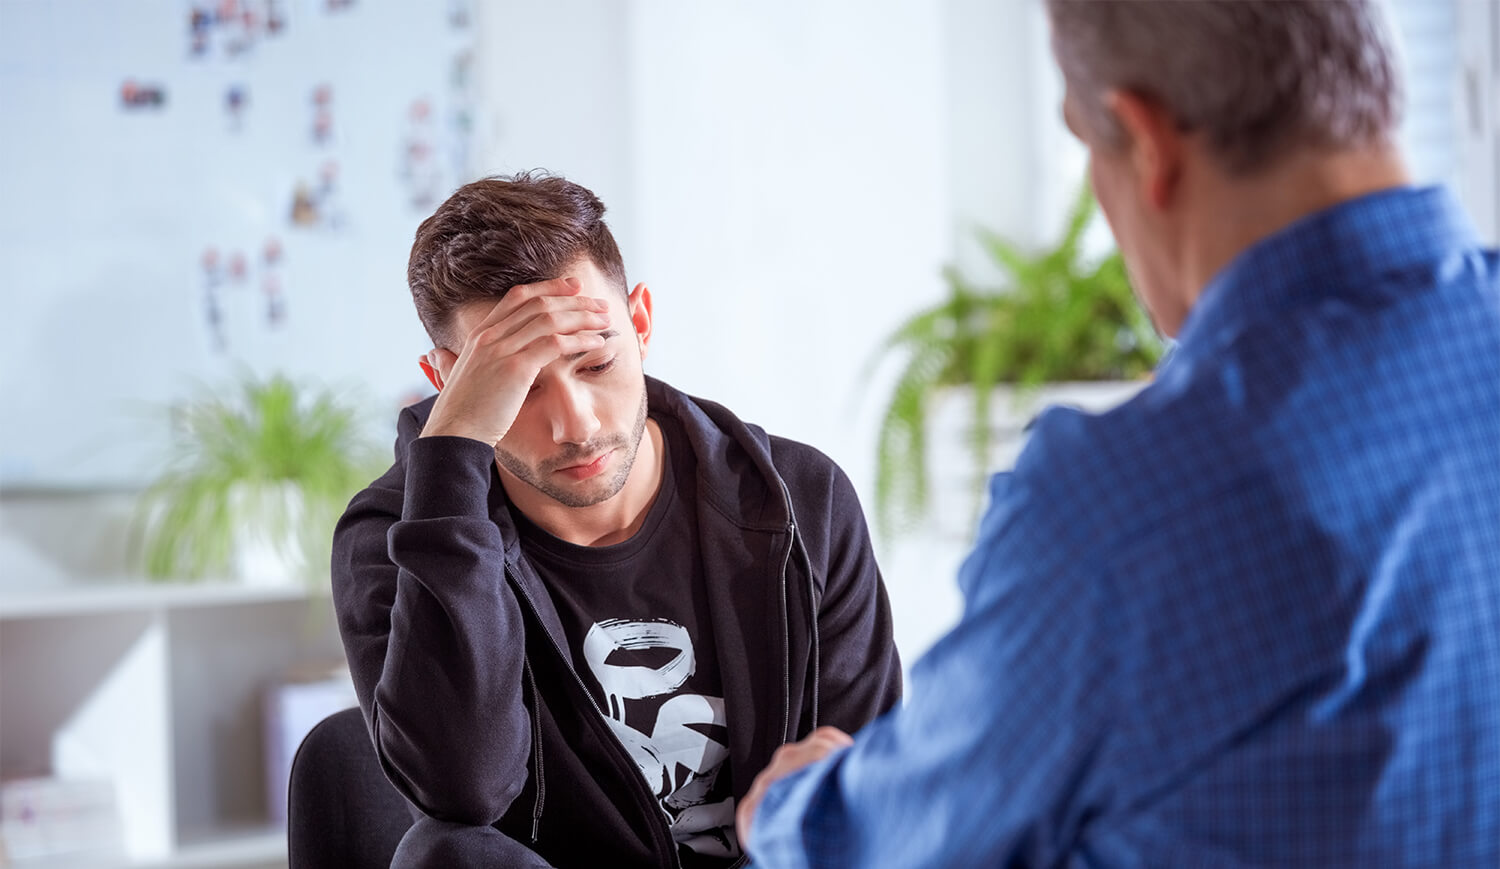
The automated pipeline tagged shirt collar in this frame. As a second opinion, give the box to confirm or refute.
[1172,185,1481,358]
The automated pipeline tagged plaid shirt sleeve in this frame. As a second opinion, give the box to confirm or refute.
[751,452,1121,868]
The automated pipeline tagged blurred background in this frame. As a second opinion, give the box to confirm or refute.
[1,1,1495,866]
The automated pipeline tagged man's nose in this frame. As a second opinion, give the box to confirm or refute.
[549,381,602,445]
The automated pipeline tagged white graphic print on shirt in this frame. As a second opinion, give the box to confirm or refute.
[582,618,739,858]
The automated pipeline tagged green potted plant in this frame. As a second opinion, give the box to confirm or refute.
[133,373,383,584]
[871,180,1163,537]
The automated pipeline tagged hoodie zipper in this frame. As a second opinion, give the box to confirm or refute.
[777,525,795,742]
[773,475,824,733]
[506,565,683,868]
[522,661,546,845]
[752,501,805,869]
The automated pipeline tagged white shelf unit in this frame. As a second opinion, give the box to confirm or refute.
[0,579,346,868]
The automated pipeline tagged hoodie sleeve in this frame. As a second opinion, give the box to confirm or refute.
[780,442,903,732]
[331,408,532,825]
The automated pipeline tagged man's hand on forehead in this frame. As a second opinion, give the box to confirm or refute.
[470,276,606,338]
[418,275,615,445]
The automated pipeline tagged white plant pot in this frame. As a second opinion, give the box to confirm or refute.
[230,482,306,587]
[926,380,1148,537]
[880,381,1150,664]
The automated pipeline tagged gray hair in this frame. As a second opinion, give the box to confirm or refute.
[1046,0,1404,174]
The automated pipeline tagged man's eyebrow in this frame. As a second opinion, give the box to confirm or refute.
[565,329,619,361]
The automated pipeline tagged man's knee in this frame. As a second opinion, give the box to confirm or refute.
[392,817,555,868]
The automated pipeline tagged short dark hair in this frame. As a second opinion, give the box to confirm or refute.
[407,171,627,348]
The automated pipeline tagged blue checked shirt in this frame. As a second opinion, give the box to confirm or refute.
[750,187,1500,868]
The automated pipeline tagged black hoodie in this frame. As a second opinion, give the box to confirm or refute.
[331,377,902,867]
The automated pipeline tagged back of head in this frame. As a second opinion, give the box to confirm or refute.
[408,171,627,348]
[1047,0,1404,174]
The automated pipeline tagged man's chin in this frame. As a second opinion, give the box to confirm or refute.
[529,457,635,509]
[541,479,621,509]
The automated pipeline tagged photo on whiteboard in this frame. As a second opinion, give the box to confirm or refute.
[399,98,442,211]
[309,83,335,146]
[188,0,287,59]
[225,84,249,132]
[288,160,346,231]
[449,0,471,29]
[119,80,166,111]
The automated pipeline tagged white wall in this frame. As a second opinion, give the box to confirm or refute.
[470,0,956,520]
[470,0,639,258]
[623,1,949,513]
[621,2,969,663]
[946,0,1080,269]
[1388,0,1463,189]
[1455,0,1499,243]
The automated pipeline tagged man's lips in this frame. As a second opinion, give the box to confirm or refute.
[555,449,616,481]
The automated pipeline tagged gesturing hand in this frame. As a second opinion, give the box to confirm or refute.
[419,277,612,445]
[735,726,855,854]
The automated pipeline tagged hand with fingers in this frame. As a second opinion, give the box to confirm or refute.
[419,276,612,445]
[736,726,855,852]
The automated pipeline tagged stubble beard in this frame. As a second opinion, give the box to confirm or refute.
[494,386,650,509]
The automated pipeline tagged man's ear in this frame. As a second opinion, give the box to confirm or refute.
[627,282,654,359]
[1104,89,1183,210]
[418,348,458,392]
[418,355,443,392]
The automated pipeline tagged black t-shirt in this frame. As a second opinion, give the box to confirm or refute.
[514,416,739,865]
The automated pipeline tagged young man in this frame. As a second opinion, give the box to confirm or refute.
[738,1,1500,866]
[331,173,901,868]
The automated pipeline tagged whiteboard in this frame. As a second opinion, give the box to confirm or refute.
[0,0,474,488]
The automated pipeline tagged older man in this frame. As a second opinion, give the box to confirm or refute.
[738,2,1500,866]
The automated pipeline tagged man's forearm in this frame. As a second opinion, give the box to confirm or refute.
[334,435,534,825]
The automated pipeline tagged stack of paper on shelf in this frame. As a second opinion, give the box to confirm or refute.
[262,663,359,825]
[0,776,124,864]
